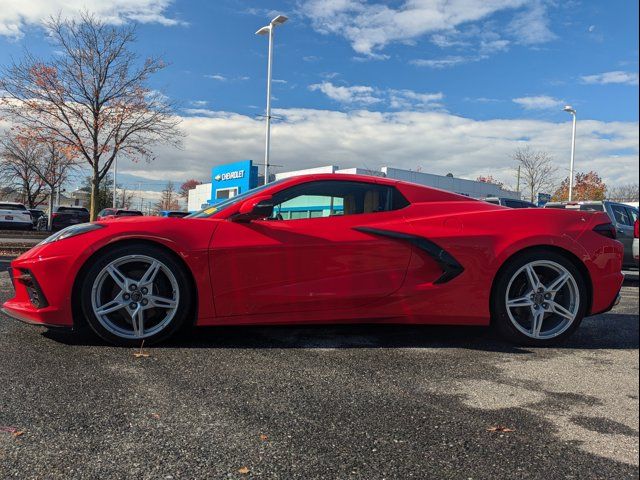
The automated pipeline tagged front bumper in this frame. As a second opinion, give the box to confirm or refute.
[2,251,80,328]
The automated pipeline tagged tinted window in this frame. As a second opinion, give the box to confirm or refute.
[504,200,524,208]
[626,207,638,223]
[579,204,604,212]
[269,181,409,220]
[485,198,500,205]
[117,210,143,216]
[167,211,189,218]
[611,204,633,226]
[0,203,27,211]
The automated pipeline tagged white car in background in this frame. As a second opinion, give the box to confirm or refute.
[0,202,33,230]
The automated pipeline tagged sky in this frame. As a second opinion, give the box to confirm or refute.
[0,0,638,196]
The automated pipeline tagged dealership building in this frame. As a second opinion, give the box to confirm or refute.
[187,160,520,212]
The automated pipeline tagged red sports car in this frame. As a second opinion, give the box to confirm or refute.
[2,174,623,346]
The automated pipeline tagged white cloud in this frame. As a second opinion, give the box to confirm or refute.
[581,71,639,86]
[411,56,477,69]
[513,95,564,110]
[189,100,208,107]
[508,1,556,45]
[309,82,443,110]
[204,74,250,82]
[132,108,638,189]
[299,0,552,57]
[309,82,381,105]
[387,90,444,110]
[0,0,183,38]
[205,74,227,81]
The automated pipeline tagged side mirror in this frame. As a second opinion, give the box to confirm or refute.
[235,195,274,221]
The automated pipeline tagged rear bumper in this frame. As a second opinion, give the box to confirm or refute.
[0,221,32,230]
[589,270,624,316]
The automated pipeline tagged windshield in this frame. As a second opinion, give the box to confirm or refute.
[187,181,283,218]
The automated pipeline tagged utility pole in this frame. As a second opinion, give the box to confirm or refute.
[516,165,521,193]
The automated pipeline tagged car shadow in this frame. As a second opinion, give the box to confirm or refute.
[42,312,638,351]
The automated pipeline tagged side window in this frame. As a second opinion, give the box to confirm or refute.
[269,181,409,220]
[625,207,638,224]
[504,199,521,208]
[610,204,632,226]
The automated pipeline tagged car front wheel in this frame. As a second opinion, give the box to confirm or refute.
[79,244,192,346]
[491,250,588,346]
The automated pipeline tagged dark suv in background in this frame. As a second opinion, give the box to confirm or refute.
[545,200,639,269]
[484,197,537,208]
[51,206,90,231]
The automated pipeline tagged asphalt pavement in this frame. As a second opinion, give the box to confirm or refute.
[0,270,638,479]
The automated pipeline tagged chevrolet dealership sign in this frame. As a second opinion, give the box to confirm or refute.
[214,170,245,182]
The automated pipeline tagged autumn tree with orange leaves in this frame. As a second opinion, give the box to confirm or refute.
[0,13,181,220]
[552,171,607,202]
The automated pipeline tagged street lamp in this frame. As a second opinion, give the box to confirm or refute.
[256,14,288,185]
[563,105,577,201]
[113,156,118,208]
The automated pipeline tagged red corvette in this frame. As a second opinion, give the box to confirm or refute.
[2,174,623,346]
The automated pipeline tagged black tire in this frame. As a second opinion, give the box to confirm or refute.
[78,243,193,346]
[491,249,588,346]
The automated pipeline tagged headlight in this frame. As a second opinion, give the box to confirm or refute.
[39,223,105,245]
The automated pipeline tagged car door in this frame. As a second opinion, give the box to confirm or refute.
[608,203,634,266]
[209,180,413,317]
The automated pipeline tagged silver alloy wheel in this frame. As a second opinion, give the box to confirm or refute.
[505,260,580,340]
[91,254,180,340]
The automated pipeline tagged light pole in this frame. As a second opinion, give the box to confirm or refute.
[563,105,577,201]
[112,156,118,208]
[256,14,288,185]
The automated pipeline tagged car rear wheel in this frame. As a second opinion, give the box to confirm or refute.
[79,244,192,346]
[491,250,588,346]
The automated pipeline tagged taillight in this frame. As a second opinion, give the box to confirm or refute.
[635,220,639,239]
[51,213,58,218]
[593,223,616,239]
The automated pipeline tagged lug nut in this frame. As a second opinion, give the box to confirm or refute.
[129,284,137,291]
[141,299,148,306]
[534,304,539,309]
[538,287,544,293]
[141,287,148,294]
[123,293,130,301]
[544,293,551,299]
[542,303,548,309]
[129,302,137,309]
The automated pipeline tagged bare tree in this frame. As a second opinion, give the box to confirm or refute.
[117,186,135,209]
[607,183,639,202]
[29,137,78,228]
[156,181,180,212]
[0,13,182,220]
[513,147,558,203]
[0,132,46,208]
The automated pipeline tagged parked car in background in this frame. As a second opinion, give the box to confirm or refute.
[545,200,639,269]
[632,219,639,264]
[51,206,90,231]
[28,209,46,228]
[484,197,537,209]
[0,202,33,230]
[96,209,144,221]
[159,210,189,218]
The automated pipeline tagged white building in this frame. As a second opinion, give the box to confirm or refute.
[187,183,214,212]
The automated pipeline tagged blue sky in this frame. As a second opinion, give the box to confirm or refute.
[0,0,638,194]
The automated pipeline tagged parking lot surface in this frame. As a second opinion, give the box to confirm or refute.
[0,269,638,479]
